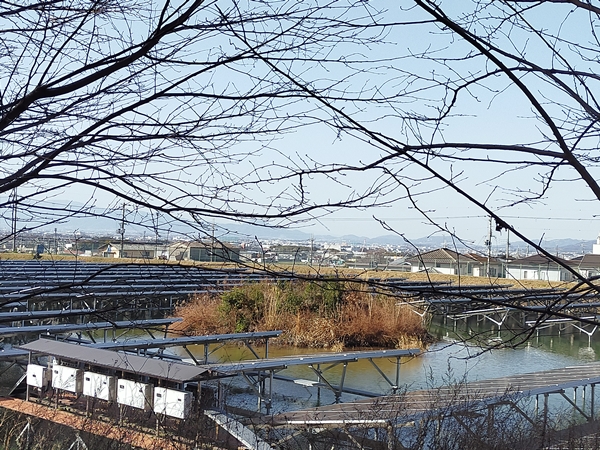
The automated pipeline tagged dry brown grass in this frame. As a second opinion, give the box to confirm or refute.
[171,295,232,336]
[337,292,429,348]
[171,280,430,350]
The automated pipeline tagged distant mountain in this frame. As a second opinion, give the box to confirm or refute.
[214,224,473,248]
[509,238,594,255]
[23,211,598,254]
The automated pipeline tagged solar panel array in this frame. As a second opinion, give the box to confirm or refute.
[0,260,270,315]
[0,260,279,343]
[1,260,597,343]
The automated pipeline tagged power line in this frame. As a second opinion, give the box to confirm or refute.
[319,215,597,222]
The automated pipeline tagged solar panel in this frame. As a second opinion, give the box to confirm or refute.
[18,339,208,383]
[0,318,182,337]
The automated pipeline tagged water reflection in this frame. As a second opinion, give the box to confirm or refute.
[578,346,596,361]
[429,313,600,358]
[170,315,593,402]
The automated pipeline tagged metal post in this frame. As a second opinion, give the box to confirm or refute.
[336,362,348,403]
[11,188,17,253]
[267,370,274,415]
[257,371,262,412]
[26,351,31,402]
[542,393,549,444]
[316,364,321,403]
[592,384,596,421]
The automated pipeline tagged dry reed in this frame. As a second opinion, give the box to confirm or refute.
[171,281,431,349]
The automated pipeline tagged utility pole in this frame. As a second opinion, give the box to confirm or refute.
[154,211,160,260]
[485,215,492,277]
[11,188,17,252]
[118,203,126,258]
[211,221,215,263]
[54,228,58,255]
[505,228,510,277]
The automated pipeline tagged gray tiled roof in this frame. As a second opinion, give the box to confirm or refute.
[406,248,475,264]
[508,254,574,267]
[575,254,600,268]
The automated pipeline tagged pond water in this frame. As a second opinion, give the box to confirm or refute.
[3,312,597,412]
[171,315,599,413]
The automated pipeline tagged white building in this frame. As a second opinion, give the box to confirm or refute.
[505,254,575,282]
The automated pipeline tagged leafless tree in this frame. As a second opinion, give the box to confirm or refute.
[3,0,600,357]
[1,0,598,250]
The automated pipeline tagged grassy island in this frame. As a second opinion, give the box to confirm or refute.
[171,280,432,350]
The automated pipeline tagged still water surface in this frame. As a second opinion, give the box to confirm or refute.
[171,317,600,411]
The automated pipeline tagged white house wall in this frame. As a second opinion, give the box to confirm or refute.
[506,266,565,282]
[411,263,455,275]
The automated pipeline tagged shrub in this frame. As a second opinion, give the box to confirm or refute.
[219,284,265,332]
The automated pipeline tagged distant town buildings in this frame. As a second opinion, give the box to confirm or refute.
[6,229,600,281]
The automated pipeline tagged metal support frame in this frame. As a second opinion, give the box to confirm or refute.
[559,390,590,421]
[448,307,509,330]
[241,371,275,414]
[308,362,348,403]
[341,427,366,449]
[592,384,596,421]
[183,345,201,365]
[17,419,32,450]
[263,379,600,450]
[452,413,485,442]
[367,356,403,392]
[191,335,274,366]
[25,351,31,402]
[67,434,89,450]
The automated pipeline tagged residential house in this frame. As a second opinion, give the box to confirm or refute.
[572,234,600,277]
[98,242,165,259]
[572,254,600,278]
[465,253,504,278]
[168,241,240,263]
[406,248,477,276]
[505,254,575,282]
[384,258,411,272]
